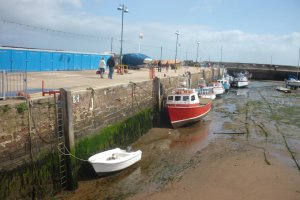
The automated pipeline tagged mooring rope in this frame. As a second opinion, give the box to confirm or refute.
[129,81,154,97]
[57,145,88,162]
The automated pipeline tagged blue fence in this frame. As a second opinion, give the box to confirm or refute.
[0,47,111,72]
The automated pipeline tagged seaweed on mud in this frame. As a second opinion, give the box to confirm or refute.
[271,106,300,127]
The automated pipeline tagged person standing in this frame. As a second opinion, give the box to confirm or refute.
[99,57,106,78]
[157,60,162,72]
[107,55,115,79]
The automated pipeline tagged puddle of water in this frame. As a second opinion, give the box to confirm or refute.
[236,88,249,96]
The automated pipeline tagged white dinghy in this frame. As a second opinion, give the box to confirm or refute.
[88,148,142,175]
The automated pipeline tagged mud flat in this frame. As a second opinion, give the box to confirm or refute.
[56,81,300,200]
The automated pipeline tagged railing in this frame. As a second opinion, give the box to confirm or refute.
[0,70,27,100]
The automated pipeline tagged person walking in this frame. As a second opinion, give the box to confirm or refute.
[107,55,115,79]
[98,57,106,78]
[166,61,169,73]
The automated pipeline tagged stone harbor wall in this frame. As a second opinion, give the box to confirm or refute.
[0,67,219,199]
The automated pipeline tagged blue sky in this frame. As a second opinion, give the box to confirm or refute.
[0,0,299,66]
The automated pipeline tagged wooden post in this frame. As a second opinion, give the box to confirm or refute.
[60,88,77,190]
[153,77,161,126]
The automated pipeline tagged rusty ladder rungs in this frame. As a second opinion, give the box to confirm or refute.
[55,95,67,190]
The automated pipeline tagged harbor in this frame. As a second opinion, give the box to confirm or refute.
[54,80,300,200]
[1,1,300,199]
[1,65,300,199]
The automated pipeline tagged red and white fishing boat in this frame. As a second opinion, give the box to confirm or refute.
[166,88,212,128]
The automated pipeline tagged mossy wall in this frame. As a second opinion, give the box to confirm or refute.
[0,151,61,200]
[72,108,153,180]
[0,97,61,199]
[71,81,154,140]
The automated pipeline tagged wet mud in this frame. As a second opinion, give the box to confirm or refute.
[56,81,300,200]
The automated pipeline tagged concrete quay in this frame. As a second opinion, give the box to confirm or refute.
[27,67,202,98]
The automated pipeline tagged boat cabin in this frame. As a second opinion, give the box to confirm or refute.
[167,88,200,104]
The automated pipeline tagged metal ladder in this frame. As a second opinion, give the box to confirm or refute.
[54,93,67,190]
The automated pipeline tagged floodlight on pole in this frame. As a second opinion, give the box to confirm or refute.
[117,4,128,65]
[138,32,143,53]
[175,31,180,66]
[196,41,200,63]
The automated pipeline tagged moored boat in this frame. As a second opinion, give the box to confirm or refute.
[231,75,249,88]
[166,88,212,128]
[196,86,216,100]
[208,82,225,96]
[276,87,291,93]
[88,148,142,175]
[285,75,300,89]
[217,78,230,90]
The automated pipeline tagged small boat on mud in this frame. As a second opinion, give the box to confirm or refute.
[276,87,291,93]
[88,148,142,175]
[166,88,212,128]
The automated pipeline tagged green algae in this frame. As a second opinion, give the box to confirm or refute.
[0,105,11,113]
[75,108,153,160]
[73,108,153,180]
[0,107,153,199]
[16,102,28,113]
[0,151,60,200]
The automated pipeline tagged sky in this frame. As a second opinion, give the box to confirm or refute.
[0,0,299,66]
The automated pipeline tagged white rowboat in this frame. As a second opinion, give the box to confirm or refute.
[88,148,142,175]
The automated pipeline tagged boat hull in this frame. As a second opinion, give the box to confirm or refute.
[199,94,216,100]
[167,101,212,128]
[213,87,225,96]
[276,87,291,93]
[232,81,249,88]
[285,80,300,88]
[88,148,142,175]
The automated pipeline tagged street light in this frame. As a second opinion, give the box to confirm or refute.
[221,47,223,63]
[174,31,180,67]
[196,41,200,63]
[138,32,143,53]
[117,4,129,65]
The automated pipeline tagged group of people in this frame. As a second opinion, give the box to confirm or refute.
[99,57,175,79]
[98,55,115,79]
[157,60,169,73]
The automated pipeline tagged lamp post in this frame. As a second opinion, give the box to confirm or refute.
[175,31,180,67]
[297,47,300,79]
[196,41,200,63]
[117,4,128,65]
[221,47,223,63]
[138,32,143,53]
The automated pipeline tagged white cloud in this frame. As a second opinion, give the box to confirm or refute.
[0,0,299,66]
